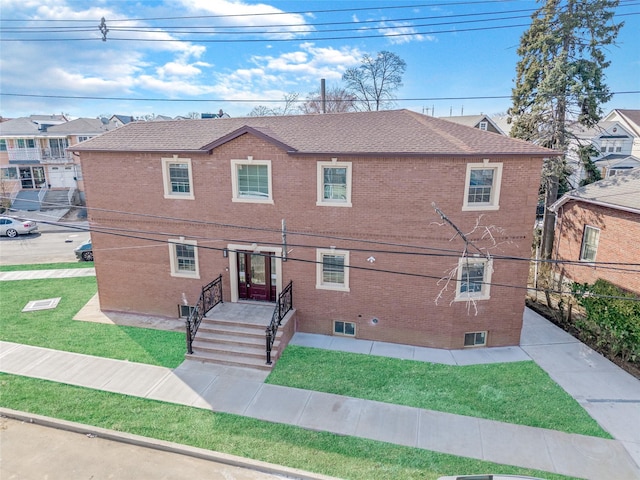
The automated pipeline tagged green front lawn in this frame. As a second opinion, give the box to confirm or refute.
[0,277,185,368]
[267,345,609,438]
[0,262,93,272]
[0,373,578,480]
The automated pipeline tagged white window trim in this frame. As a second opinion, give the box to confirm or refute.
[333,320,356,337]
[169,238,200,279]
[455,257,493,301]
[226,244,283,303]
[579,225,600,263]
[231,157,274,204]
[464,331,487,347]
[316,159,352,207]
[478,121,488,131]
[462,160,503,211]
[162,156,194,200]
[316,248,350,292]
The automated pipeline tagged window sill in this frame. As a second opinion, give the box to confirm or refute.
[454,293,490,302]
[316,201,352,208]
[316,284,350,292]
[462,204,499,212]
[164,193,195,200]
[232,197,274,204]
[171,271,200,279]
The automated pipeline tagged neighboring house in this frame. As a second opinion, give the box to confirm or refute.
[72,109,551,355]
[602,109,640,158]
[109,115,135,128]
[0,115,117,210]
[594,153,640,179]
[439,114,506,135]
[550,168,640,295]
[567,110,640,187]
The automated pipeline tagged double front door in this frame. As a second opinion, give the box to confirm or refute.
[238,251,276,302]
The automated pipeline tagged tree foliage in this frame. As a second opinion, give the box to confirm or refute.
[342,51,406,111]
[572,280,640,363]
[248,93,300,117]
[508,0,622,258]
[300,86,357,114]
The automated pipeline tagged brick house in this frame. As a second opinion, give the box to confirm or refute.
[550,168,640,295]
[72,109,551,357]
[0,115,117,210]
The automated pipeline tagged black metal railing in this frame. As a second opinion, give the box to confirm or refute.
[186,274,223,354]
[266,280,293,365]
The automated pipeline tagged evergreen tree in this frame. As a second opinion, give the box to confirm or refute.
[508,0,622,258]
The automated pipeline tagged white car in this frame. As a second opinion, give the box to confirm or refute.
[0,216,38,237]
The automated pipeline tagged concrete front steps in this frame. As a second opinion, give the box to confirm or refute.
[187,317,279,370]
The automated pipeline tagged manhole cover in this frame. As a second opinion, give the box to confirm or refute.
[22,297,61,312]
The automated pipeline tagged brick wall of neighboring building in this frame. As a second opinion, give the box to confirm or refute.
[553,200,640,294]
[81,132,542,349]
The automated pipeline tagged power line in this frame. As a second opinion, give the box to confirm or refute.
[7,197,640,272]
[1,91,639,104]
[2,11,637,42]
[22,217,640,302]
[0,1,577,23]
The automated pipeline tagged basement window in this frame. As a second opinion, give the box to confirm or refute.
[178,304,195,318]
[464,331,487,347]
[334,320,356,337]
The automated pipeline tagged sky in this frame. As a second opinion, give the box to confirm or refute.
[0,0,638,120]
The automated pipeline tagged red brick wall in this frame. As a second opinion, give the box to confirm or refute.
[80,132,543,349]
[553,201,640,294]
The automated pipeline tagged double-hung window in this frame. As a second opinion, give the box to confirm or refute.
[16,139,36,149]
[162,156,194,200]
[579,226,599,262]
[231,158,273,203]
[456,257,492,301]
[316,249,350,291]
[317,160,352,207]
[463,160,503,211]
[169,238,199,278]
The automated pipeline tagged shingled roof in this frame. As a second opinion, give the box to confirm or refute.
[71,109,554,157]
[551,168,640,214]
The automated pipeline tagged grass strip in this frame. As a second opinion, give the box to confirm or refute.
[0,277,184,368]
[0,262,93,271]
[0,373,578,480]
[267,345,609,438]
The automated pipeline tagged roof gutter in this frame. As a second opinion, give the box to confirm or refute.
[69,148,210,155]
[550,195,640,215]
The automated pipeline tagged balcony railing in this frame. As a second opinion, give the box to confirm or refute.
[41,148,72,163]
[7,148,41,162]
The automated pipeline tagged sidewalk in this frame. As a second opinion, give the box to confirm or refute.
[1,267,639,478]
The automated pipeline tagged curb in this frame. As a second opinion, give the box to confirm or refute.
[0,407,341,480]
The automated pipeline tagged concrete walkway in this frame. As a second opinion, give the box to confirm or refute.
[1,267,639,479]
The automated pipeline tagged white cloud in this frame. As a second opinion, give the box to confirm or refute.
[136,75,216,96]
[177,0,313,38]
[377,21,434,45]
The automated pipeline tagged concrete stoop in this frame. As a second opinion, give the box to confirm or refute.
[186,317,282,371]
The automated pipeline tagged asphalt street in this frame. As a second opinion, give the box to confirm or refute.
[0,230,88,265]
[0,416,312,480]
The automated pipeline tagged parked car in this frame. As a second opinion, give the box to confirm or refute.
[0,217,38,237]
[74,239,93,261]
